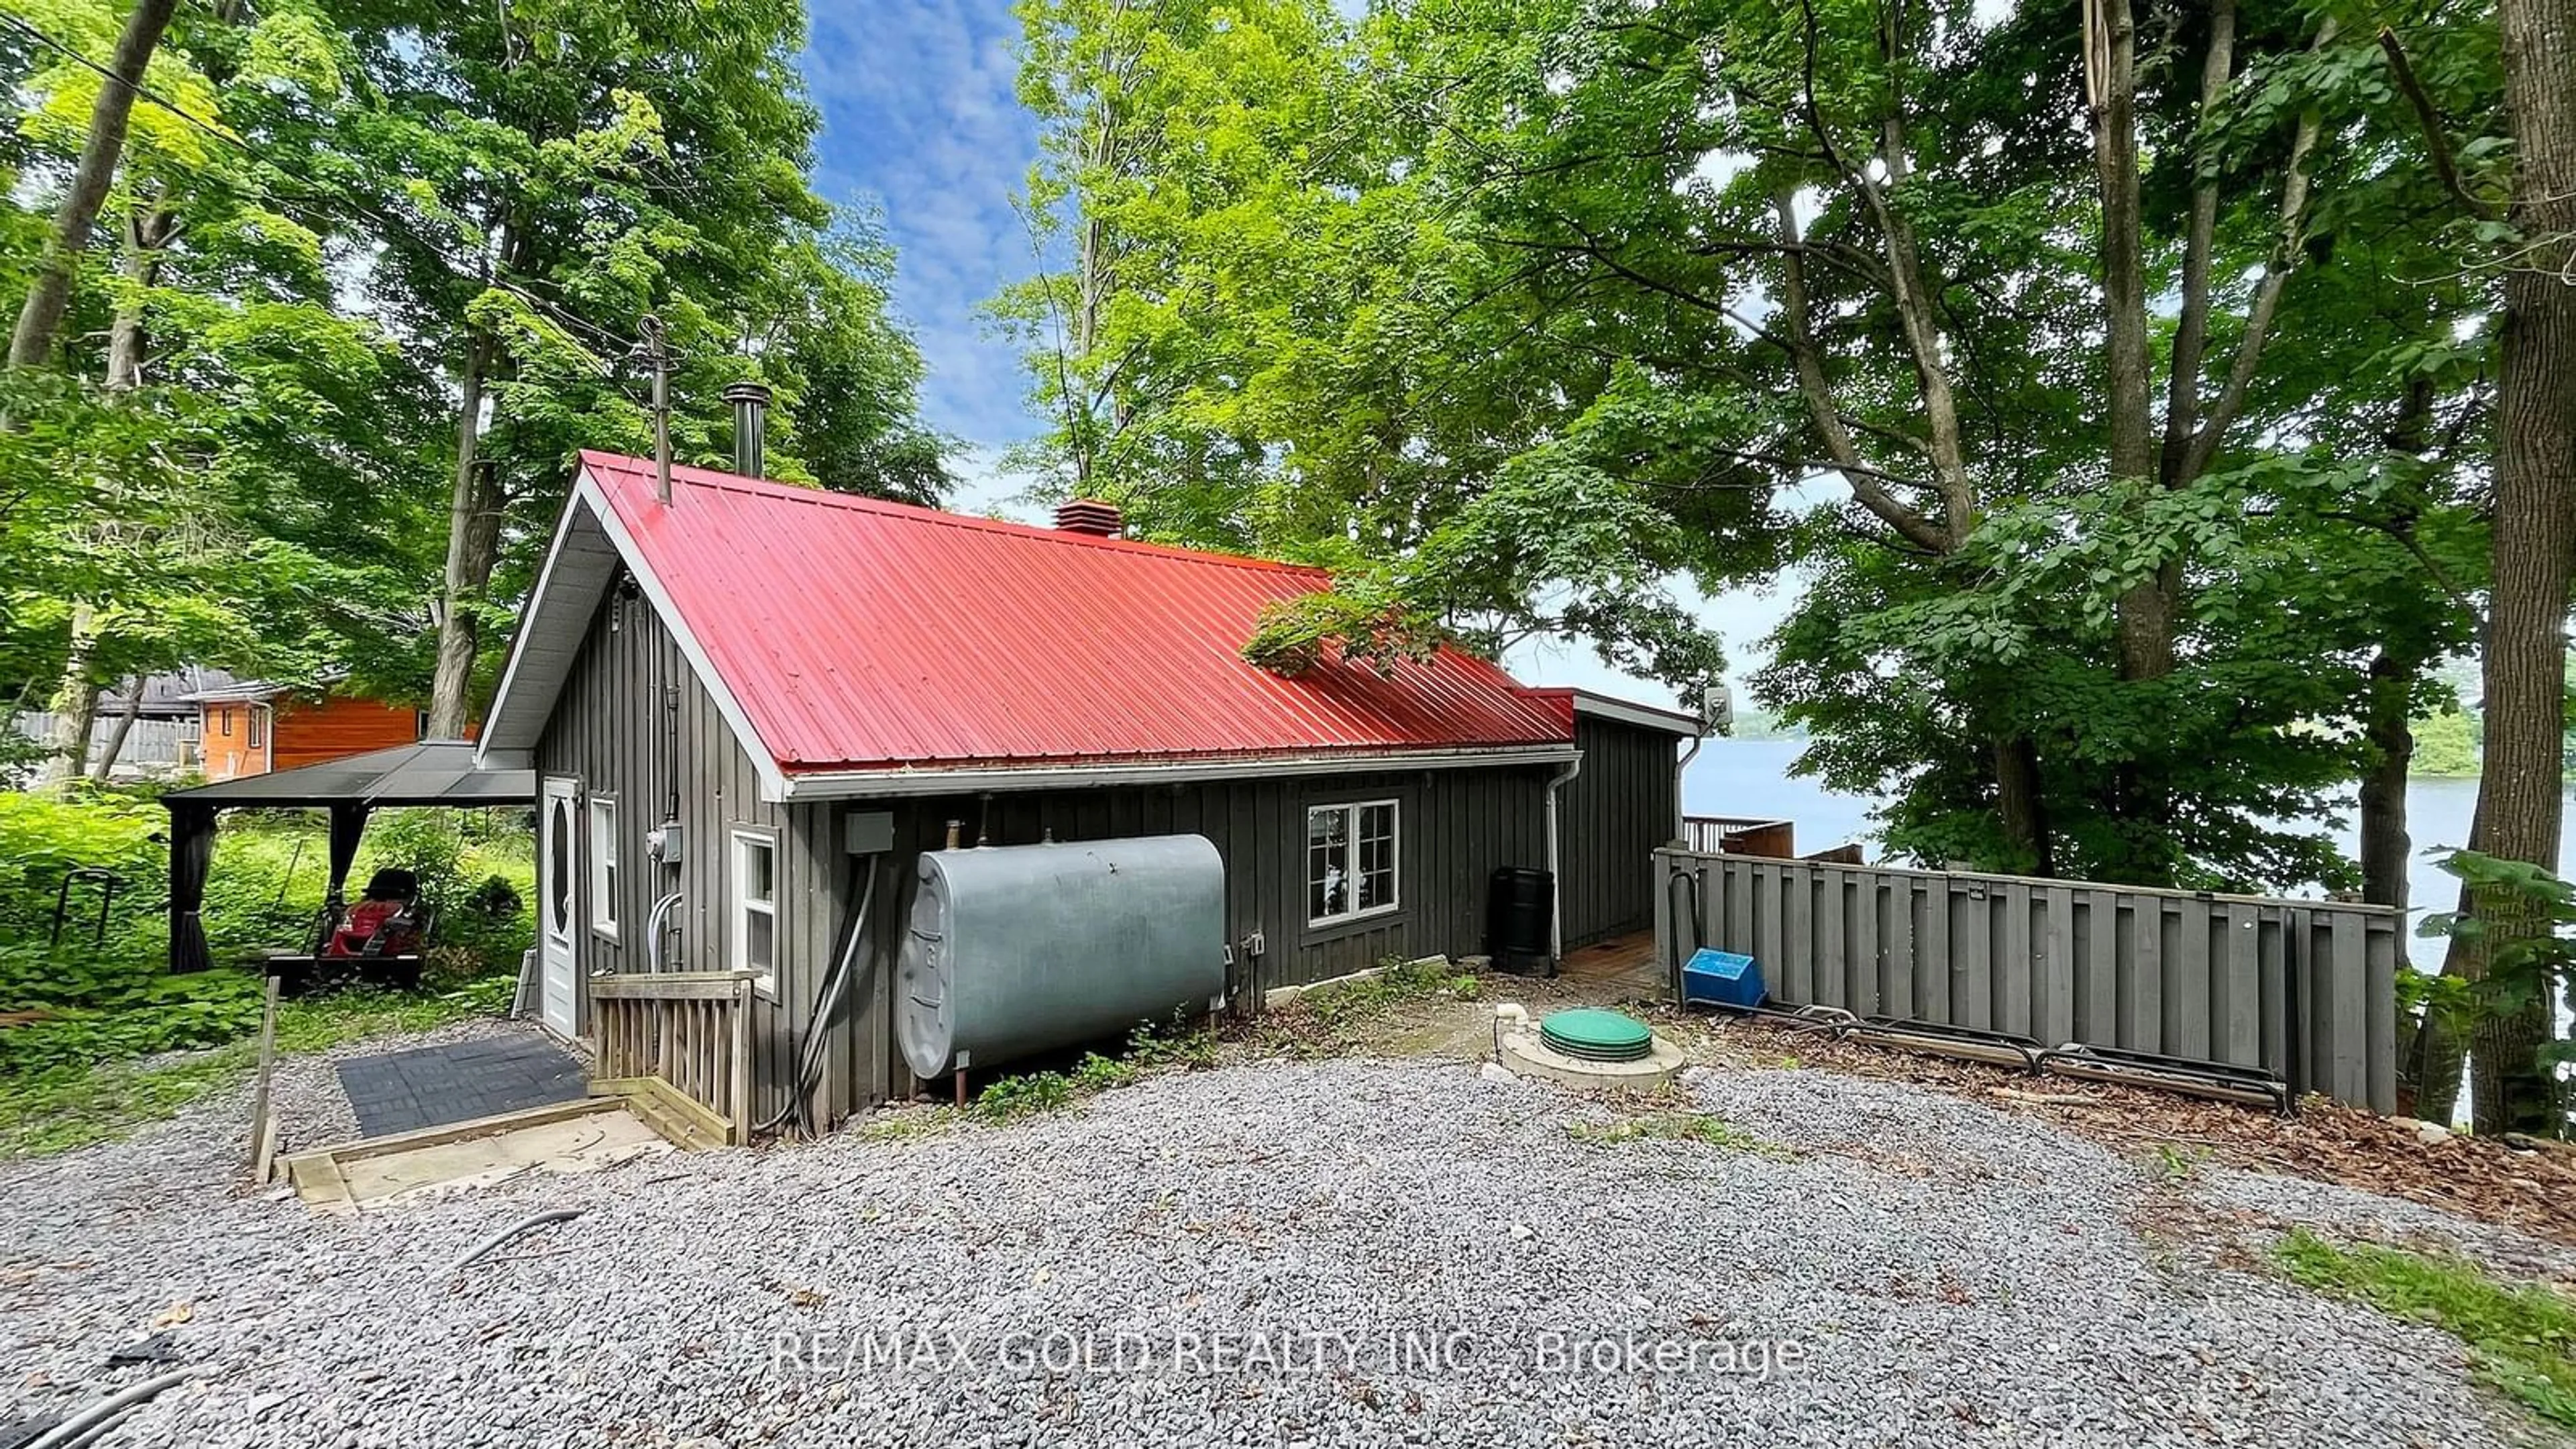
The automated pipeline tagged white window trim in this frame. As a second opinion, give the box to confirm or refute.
[587,794,620,940]
[730,827,778,995]
[1306,798,1401,928]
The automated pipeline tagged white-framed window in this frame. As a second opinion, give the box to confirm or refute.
[587,795,619,938]
[1307,799,1399,926]
[731,828,777,994]
[246,706,267,749]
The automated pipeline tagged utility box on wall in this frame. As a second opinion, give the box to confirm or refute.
[844,810,894,855]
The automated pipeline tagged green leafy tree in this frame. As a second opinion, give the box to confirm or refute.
[322,0,942,733]
[1002,0,1758,688]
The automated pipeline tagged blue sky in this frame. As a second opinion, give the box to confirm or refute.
[794,3,1786,708]
[802,2,1043,476]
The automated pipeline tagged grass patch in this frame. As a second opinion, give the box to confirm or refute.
[971,1071,1077,1121]
[1128,1015,1220,1072]
[2275,1228,2576,1430]
[928,1018,1224,1130]
[1567,1111,1764,1150]
[1250,957,1485,1057]
[858,1106,962,1142]
[2145,1142,2209,1183]
[1297,959,1468,1025]
[0,974,516,1159]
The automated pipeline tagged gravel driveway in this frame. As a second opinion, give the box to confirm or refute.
[0,1049,2553,1448]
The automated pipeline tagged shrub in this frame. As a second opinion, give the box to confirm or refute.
[0,792,165,949]
[973,1071,1075,1121]
[0,799,532,1081]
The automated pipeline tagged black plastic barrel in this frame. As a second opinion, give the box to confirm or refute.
[1485,866,1554,977]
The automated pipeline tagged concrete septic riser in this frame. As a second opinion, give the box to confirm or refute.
[1490,1004,1686,1089]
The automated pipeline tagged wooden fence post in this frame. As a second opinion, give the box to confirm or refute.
[730,977,753,1145]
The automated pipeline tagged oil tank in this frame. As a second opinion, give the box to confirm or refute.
[896,835,1226,1079]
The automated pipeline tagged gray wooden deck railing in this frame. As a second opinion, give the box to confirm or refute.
[1654,849,2402,1111]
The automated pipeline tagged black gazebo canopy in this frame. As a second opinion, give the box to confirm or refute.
[160,742,533,971]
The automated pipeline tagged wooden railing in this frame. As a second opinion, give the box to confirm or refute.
[589,971,758,1147]
[1683,815,1796,857]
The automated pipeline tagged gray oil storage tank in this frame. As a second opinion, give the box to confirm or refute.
[897,834,1226,1079]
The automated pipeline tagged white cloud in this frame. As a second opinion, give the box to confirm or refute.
[802,1,1048,455]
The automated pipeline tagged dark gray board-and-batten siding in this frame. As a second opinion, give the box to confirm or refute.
[1558,714,1682,949]
[535,586,1668,1130]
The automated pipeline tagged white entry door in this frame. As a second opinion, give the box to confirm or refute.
[539,776,580,1038]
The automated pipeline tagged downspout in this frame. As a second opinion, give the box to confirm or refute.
[1544,754,1582,969]
[1675,685,1719,845]
[1672,732,1705,846]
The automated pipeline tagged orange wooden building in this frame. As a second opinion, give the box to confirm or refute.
[189,682,460,782]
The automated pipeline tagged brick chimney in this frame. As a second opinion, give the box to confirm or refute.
[1053,499,1124,537]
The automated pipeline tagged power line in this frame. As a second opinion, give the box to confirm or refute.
[0,10,641,375]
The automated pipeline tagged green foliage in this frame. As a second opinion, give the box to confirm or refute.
[963,1014,1220,1124]
[2276,1229,2576,1430]
[0,798,529,1081]
[0,978,513,1157]
[1283,958,1471,1028]
[971,1069,1077,1122]
[0,0,943,729]
[1003,0,1745,694]
[2412,706,2483,778]
[1126,1014,1219,1071]
[1069,1051,1140,1093]
[1566,1112,1762,1150]
[2423,850,2576,1074]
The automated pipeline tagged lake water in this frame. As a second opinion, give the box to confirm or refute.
[1685,737,2571,972]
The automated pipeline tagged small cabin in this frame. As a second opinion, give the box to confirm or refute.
[189,683,444,782]
[478,451,1699,1134]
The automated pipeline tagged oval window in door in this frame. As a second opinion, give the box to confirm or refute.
[548,797,574,938]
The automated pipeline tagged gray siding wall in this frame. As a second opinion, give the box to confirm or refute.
[535,586,1554,1128]
[534,587,873,1130]
[1558,715,1680,948]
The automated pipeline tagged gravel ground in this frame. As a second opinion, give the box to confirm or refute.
[0,1055,2546,1448]
[2192,1164,2576,1283]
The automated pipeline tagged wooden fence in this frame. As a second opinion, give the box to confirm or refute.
[12,712,194,773]
[1655,850,2402,1111]
[588,971,758,1146]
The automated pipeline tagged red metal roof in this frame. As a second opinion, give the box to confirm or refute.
[580,453,1576,775]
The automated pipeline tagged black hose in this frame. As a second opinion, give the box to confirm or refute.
[447,1208,584,1275]
[23,1371,193,1449]
[1665,867,1705,1000]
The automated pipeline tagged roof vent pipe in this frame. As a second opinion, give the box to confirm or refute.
[1053,499,1124,537]
[724,380,771,479]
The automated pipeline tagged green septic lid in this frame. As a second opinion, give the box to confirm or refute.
[1538,1008,1654,1063]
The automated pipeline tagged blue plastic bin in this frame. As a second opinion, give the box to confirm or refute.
[1681,948,1766,1010]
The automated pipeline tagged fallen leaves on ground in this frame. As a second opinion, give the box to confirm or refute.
[1654,1007,2576,1248]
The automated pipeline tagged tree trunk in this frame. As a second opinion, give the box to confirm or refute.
[2087,0,2169,683]
[1994,735,2054,877]
[7,0,181,370]
[2457,0,2576,1137]
[2358,646,2417,914]
[2409,846,2476,1126]
[89,684,144,783]
[37,604,102,790]
[105,203,176,389]
[427,333,498,739]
